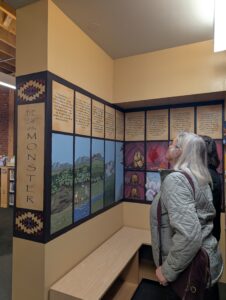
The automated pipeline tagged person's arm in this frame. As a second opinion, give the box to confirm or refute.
[160,173,202,282]
[209,169,221,241]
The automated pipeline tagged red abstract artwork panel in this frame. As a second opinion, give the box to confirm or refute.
[146,142,169,170]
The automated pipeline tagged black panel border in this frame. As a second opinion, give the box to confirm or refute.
[14,71,225,243]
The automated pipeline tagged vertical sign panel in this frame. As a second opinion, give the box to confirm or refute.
[52,81,74,133]
[170,107,194,140]
[115,142,124,201]
[105,140,115,206]
[92,100,104,138]
[16,103,45,210]
[91,139,104,213]
[51,133,73,234]
[125,112,145,141]
[75,92,91,136]
[74,136,91,222]
[197,105,222,139]
[116,110,124,141]
[105,106,115,140]
[146,109,168,140]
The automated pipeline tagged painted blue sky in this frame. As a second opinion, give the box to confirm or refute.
[105,141,115,163]
[115,142,123,201]
[146,172,161,184]
[75,136,90,160]
[52,133,73,164]
[92,139,104,156]
[116,142,123,165]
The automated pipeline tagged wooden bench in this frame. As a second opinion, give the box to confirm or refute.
[50,226,154,300]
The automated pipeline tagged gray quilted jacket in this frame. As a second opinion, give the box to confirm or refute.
[150,171,223,285]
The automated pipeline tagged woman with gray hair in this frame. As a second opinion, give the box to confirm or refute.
[151,132,223,299]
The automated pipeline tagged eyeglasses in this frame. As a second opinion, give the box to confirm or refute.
[169,142,181,149]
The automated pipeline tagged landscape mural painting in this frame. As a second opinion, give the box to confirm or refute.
[125,142,145,170]
[105,141,115,206]
[74,136,90,222]
[115,142,124,202]
[124,171,144,200]
[146,141,169,170]
[51,133,73,234]
[146,172,161,202]
[91,139,104,213]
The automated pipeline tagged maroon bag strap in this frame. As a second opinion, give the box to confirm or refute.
[157,199,163,265]
[157,171,195,266]
[180,171,195,198]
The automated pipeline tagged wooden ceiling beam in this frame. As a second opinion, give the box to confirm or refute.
[0,10,4,23]
[0,57,15,67]
[0,21,16,35]
[0,55,15,71]
[0,2,16,76]
[0,40,15,57]
[0,1,16,20]
[0,11,16,35]
[0,51,11,61]
[0,65,10,73]
[3,14,12,28]
[0,60,14,72]
[0,56,15,63]
[0,51,8,60]
[0,26,15,48]
[7,20,16,35]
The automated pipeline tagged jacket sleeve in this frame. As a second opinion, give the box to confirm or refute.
[161,172,202,282]
[209,168,221,241]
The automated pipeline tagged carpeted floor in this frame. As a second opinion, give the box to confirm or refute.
[0,207,13,300]
[132,279,167,300]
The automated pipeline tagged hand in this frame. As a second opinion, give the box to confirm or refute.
[156,266,168,286]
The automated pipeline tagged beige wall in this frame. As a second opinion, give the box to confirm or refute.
[16,0,114,102]
[16,0,48,76]
[123,202,150,229]
[16,1,226,104]
[114,40,226,103]
[44,204,123,299]
[48,1,114,102]
[13,204,123,300]
[12,238,45,300]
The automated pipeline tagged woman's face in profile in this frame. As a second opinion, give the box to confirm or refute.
[166,138,181,165]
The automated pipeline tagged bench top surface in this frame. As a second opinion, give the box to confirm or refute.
[50,226,151,300]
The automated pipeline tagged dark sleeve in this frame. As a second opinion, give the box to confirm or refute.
[209,168,221,241]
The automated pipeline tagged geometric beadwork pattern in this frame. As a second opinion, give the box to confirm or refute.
[17,79,46,102]
[15,210,43,236]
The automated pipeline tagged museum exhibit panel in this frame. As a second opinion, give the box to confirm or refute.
[12,1,226,300]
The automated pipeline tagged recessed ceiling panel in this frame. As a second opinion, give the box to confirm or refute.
[53,0,214,58]
[5,0,38,9]
[5,0,214,58]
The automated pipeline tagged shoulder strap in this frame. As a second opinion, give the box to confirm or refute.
[157,199,163,265]
[157,171,195,266]
[179,171,195,198]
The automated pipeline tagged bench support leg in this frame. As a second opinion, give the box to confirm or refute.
[120,252,139,284]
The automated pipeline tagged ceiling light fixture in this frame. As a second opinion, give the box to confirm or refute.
[0,81,16,89]
[214,0,226,52]
[0,72,16,90]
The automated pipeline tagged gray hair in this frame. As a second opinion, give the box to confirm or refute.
[174,132,212,187]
